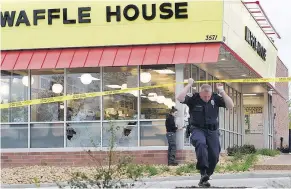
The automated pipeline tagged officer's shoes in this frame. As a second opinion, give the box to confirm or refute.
[198,180,211,188]
[198,174,210,188]
[168,162,178,166]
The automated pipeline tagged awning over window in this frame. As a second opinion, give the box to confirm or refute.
[1,43,220,70]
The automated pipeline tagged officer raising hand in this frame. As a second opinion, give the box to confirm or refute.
[177,78,234,188]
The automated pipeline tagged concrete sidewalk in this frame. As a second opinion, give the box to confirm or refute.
[2,171,291,188]
[255,154,291,170]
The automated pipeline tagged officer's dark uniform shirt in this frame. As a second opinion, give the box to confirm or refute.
[182,92,226,128]
[165,114,177,133]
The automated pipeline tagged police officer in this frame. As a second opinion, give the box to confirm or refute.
[165,107,182,166]
[177,78,234,187]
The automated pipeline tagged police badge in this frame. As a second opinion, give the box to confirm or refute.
[211,99,215,108]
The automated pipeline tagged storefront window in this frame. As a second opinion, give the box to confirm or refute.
[140,65,175,119]
[219,130,225,150]
[184,65,191,81]
[207,74,214,91]
[103,67,138,120]
[140,120,167,146]
[225,131,230,149]
[219,108,225,130]
[233,91,238,145]
[184,64,191,89]
[30,123,64,148]
[1,71,28,123]
[191,65,199,92]
[67,68,101,121]
[219,89,225,149]
[237,93,242,146]
[102,121,138,147]
[66,122,101,147]
[1,124,28,148]
[198,69,206,90]
[229,87,234,147]
[224,85,230,148]
[31,70,64,122]
[183,65,191,146]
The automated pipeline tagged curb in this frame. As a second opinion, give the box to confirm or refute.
[254,164,291,170]
[141,172,291,182]
[2,172,291,188]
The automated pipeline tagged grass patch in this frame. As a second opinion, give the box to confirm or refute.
[256,149,280,157]
[241,153,257,171]
[65,147,279,185]
[144,165,158,176]
[160,165,170,172]
[126,164,144,180]
[175,163,197,175]
[227,144,256,156]
[223,145,280,173]
[214,164,222,172]
[232,152,244,161]
[216,153,258,173]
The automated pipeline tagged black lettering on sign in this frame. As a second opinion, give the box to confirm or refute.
[106,2,188,22]
[175,2,188,19]
[142,4,156,20]
[106,6,121,22]
[15,10,30,26]
[245,26,267,61]
[205,35,218,40]
[2,3,188,26]
[33,9,45,25]
[159,3,173,19]
[123,4,139,21]
[1,11,16,27]
[78,7,91,23]
[48,8,60,25]
[63,8,76,24]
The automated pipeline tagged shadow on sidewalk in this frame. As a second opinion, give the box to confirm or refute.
[176,187,249,188]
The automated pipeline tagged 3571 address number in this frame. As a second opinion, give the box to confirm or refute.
[205,35,218,41]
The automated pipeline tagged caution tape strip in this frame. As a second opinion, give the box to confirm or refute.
[1,77,290,109]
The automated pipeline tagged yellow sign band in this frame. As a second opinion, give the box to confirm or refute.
[1,77,290,109]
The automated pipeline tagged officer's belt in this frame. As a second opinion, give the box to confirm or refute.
[191,124,218,131]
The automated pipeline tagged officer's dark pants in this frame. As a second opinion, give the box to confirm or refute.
[190,128,221,176]
[166,132,177,164]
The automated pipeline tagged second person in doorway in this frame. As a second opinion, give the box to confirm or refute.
[165,106,182,166]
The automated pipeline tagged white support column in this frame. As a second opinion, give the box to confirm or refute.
[175,64,185,150]
[263,92,269,149]
[241,92,245,145]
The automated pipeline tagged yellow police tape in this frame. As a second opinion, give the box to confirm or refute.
[1,77,290,109]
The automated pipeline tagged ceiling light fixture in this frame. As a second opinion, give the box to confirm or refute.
[140,72,152,83]
[243,94,257,96]
[106,85,122,89]
[0,84,9,96]
[79,73,100,85]
[52,84,63,94]
[22,76,34,87]
[154,69,175,74]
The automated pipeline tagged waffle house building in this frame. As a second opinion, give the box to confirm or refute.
[1,0,289,167]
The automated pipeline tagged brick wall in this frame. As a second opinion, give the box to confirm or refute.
[273,95,289,148]
[1,150,196,168]
[273,57,289,148]
[274,58,289,100]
